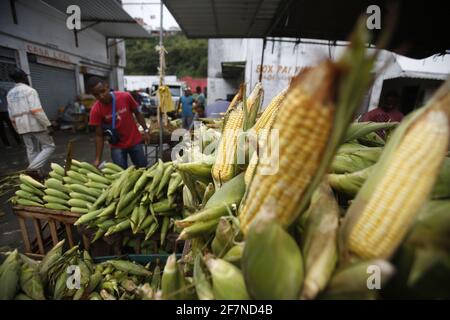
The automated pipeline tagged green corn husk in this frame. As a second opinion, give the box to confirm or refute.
[0,249,20,300]
[431,157,450,199]
[52,269,69,300]
[150,265,161,291]
[152,199,177,213]
[200,183,215,208]
[46,188,70,200]
[177,219,220,240]
[74,208,103,226]
[14,293,33,300]
[193,255,214,300]
[211,218,235,258]
[205,255,249,300]
[105,162,124,173]
[404,248,450,299]
[20,262,45,300]
[105,219,131,236]
[157,164,174,195]
[299,182,339,300]
[106,260,152,277]
[15,190,44,204]
[161,254,189,300]
[242,219,303,300]
[100,289,116,300]
[20,183,46,197]
[223,243,244,265]
[319,260,395,300]
[144,222,159,240]
[406,200,450,251]
[328,165,373,197]
[344,121,398,142]
[173,161,213,184]
[358,131,386,147]
[49,171,63,181]
[167,173,183,196]
[130,206,140,233]
[331,147,382,174]
[19,174,44,189]
[50,163,65,176]
[15,198,43,207]
[160,216,170,246]
[39,240,65,284]
[97,202,117,218]
[45,178,70,194]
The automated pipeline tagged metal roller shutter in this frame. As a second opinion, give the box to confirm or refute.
[29,62,77,120]
[0,46,17,92]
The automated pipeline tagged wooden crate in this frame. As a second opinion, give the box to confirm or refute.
[12,205,90,259]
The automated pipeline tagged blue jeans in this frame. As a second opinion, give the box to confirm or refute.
[111,143,147,168]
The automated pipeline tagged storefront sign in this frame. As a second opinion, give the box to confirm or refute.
[36,56,75,70]
[26,43,74,64]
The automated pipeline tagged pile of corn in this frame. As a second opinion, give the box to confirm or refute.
[158,20,450,300]
[0,240,164,300]
[73,159,184,247]
[11,158,186,252]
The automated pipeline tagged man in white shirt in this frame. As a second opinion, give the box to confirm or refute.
[7,68,55,177]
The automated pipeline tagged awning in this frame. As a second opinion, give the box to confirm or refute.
[163,0,449,59]
[42,0,150,38]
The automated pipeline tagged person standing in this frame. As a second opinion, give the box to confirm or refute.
[361,91,404,138]
[0,87,21,148]
[6,68,55,177]
[87,77,150,169]
[179,87,194,130]
[194,86,206,110]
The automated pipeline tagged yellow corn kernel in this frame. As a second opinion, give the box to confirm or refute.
[212,108,244,183]
[246,82,263,111]
[348,109,449,259]
[253,88,287,133]
[239,62,336,234]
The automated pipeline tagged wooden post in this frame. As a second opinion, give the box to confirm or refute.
[18,217,31,253]
[48,220,59,246]
[65,223,75,248]
[32,218,45,254]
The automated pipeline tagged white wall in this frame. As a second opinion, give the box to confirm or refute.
[0,0,109,65]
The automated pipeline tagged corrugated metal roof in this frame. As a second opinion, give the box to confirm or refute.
[163,0,282,38]
[42,0,150,38]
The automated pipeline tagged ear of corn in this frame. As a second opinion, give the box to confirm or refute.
[0,250,20,300]
[161,254,189,300]
[193,255,214,300]
[299,182,339,300]
[19,174,44,189]
[245,88,288,186]
[241,219,303,299]
[205,255,249,300]
[432,157,450,199]
[319,260,395,300]
[340,81,450,261]
[331,147,382,173]
[239,22,375,234]
[344,121,398,142]
[211,218,235,258]
[328,165,373,197]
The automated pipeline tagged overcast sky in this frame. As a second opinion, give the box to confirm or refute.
[122,0,179,29]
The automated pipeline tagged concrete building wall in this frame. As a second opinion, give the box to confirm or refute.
[0,0,125,92]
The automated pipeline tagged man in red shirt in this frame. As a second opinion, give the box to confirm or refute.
[87,77,150,168]
[361,91,404,138]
